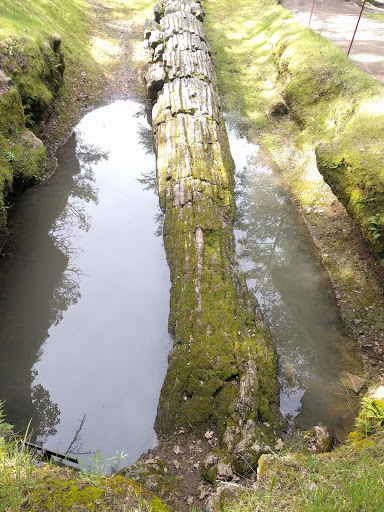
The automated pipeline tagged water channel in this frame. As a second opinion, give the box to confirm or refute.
[0,100,364,470]
[0,100,171,468]
[229,119,364,440]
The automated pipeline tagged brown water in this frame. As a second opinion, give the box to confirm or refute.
[0,100,170,468]
[228,119,364,440]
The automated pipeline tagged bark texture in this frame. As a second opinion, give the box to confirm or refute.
[145,0,280,465]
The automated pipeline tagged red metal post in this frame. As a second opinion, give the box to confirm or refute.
[348,0,367,56]
[308,0,316,27]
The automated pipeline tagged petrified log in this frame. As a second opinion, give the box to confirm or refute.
[145,0,279,469]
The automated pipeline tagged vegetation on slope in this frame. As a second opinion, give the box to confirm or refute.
[0,0,154,230]
[220,396,384,512]
[0,402,171,511]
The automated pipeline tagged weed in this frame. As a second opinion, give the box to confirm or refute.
[355,396,384,435]
[368,213,381,240]
[79,448,128,484]
[3,150,15,163]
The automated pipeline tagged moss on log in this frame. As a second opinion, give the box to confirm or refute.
[145,0,279,456]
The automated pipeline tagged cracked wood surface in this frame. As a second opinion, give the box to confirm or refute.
[144,0,279,466]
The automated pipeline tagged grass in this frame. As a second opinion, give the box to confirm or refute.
[0,402,170,511]
[203,0,384,257]
[226,437,384,511]
[364,13,384,20]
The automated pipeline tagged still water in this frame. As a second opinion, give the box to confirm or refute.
[0,101,364,468]
[228,120,364,439]
[0,100,170,467]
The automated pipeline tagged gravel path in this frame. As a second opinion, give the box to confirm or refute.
[283,0,384,83]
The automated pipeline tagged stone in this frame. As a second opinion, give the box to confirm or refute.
[149,29,164,48]
[371,384,384,401]
[0,70,13,90]
[230,421,271,475]
[217,462,234,480]
[340,371,365,393]
[268,101,289,116]
[146,0,279,444]
[145,62,166,101]
[47,33,62,52]
[201,454,219,483]
[144,19,160,39]
[302,425,332,454]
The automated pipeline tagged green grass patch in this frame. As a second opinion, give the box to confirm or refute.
[364,12,384,21]
[227,435,384,511]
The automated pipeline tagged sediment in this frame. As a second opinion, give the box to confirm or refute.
[144,0,280,470]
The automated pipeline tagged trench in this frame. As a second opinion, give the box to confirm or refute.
[228,117,364,440]
[0,99,171,468]
[0,101,364,467]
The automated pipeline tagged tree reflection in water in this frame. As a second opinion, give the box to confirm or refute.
[48,139,107,327]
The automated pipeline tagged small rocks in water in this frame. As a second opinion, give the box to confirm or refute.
[302,425,332,454]
[340,371,365,393]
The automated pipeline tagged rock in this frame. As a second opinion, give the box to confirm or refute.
[217,462,234,481]
[370,384,384,401]
[340,371,365,393]
[160,12,206,41]
[164,0,205,21]
[144,19,160,39]
[149,29,164,48]
[145,62,166,101]
[268,101,289,116]
[154,0,165,23]
[20,130,45,152]
[0,70,13,90]
[47,33,62,52]
[201,454,219,484]
[230,420,271,475]
[146,0,279,446]
[154,43,164,61]
[302,425,332,454]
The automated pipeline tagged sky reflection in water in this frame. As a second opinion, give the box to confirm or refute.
[228,120,363,439]
[0,100,170,468]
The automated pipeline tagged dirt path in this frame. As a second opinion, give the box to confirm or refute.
[284,0,384,83]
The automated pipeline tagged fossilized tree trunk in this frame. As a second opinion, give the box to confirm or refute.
[144,0,279,470]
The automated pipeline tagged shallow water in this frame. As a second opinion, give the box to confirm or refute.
[228,120,364,439]
[0,100,170,468]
